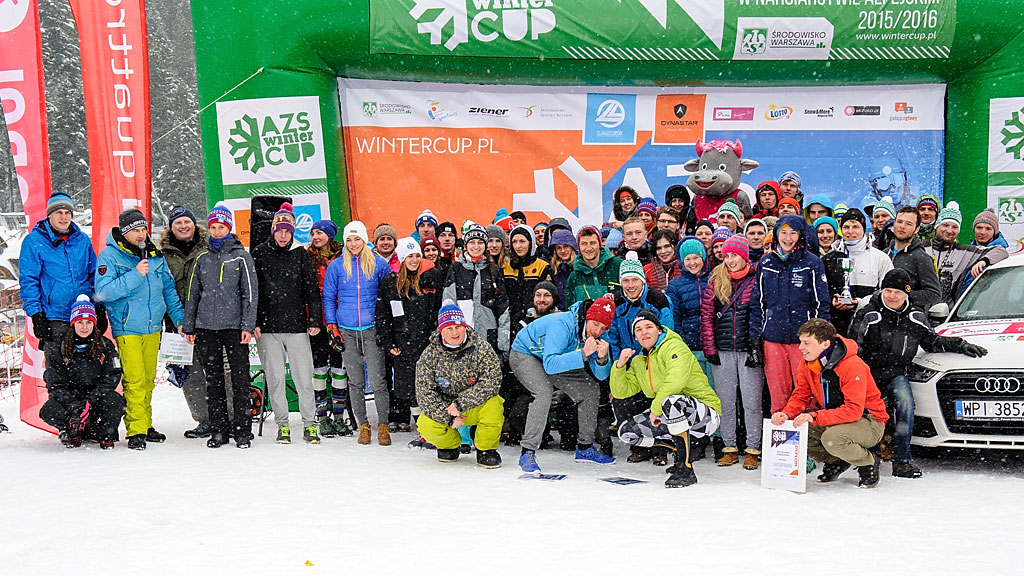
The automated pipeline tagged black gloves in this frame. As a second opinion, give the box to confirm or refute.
[94,303,109,335]
[704,353,721,366]
[961,342,988,358]
[31,312,50,342]
[745,339,765,368]
[68,400,90,433]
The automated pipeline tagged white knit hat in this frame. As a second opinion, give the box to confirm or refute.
[395,236,422,262]
[343,221,369,243]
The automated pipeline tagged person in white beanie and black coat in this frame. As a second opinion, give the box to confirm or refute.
[925,202,1008,309]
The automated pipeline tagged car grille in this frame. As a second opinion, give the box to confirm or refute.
[937,372,1024,435]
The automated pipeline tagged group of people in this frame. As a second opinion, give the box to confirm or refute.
[14,172,1003,489]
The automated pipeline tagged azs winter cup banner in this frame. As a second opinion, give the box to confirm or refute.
[988,97,1024,254]
[339,79,944,232]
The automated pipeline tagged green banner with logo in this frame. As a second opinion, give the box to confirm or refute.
[369,0,956,61]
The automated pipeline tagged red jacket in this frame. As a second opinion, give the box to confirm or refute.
[783,336,888,426]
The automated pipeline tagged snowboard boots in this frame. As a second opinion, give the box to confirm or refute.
[665,433,697,488]
[816,459,852,483]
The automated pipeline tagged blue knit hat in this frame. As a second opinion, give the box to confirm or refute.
[207,202,233,231]
[69,295,96,325]
[813,215,839,235]
[710,227,733,246]
[547,228,578,252]
[416,209,438,229]
[677,236,706,263]
[312,219,338,239]
[168,205,196,226]
[47,192,74,216]
[778,171,802,188]
[437,300,467,331]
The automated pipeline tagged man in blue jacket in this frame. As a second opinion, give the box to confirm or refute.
[510,297,617,473]
[95,209,184,450]
[19,192,102,353]
[749,214,830,414]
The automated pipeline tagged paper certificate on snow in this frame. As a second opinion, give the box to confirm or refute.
[456,299,475,327]
[760,420,808,493]
[158,332,194,365]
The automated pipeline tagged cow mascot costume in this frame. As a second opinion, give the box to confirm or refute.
[684,139,757,225]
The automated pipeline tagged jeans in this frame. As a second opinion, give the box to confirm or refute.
[884,375,915,463]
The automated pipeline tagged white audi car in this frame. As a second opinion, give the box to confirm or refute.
[910,252,1024,450]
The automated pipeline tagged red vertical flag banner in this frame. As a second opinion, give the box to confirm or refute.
[1,0,55,431]
[68,0,152,256]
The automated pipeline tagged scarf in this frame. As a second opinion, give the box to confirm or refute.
[210,236,225,251]
[647,259,679,293]
[728,265,750,280]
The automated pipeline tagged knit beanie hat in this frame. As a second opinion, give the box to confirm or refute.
[271,203,295,235]
[677,236,706,263]
[420,236,441,254]
[395,236,421,262]
[207,202,233,230]
[630,308,662,336]
[534,281,557,299]
[168,205,196,226]
[416,209,438,229]
[916,194,940,211]
[744,218,767,235]
[778,197,801,213]
[510,211,527,223]
[547,229,578,252]
[312,219,338,240]
[665,185,690,206]
[605,228,623,249]
[576,225,601,247]
[493,209,514,231]
[619,251,645,283]
[485,224,506,242]
[47,192,74,217]
[832,203,849,219]
[872,196,897,220]
[119,208,148,235]
[463,224,488,245]
[461,220,475,234]
[813,215,839,235]
[973,208,999,235]
[937,201,962,227]
[585,297,616,327]
[710,227,733,247]
[373,223,397,242]
[717,198,742,222]
[722,235,750,262]
[69,294,97,325]
[437,300,467,331]
[343,221,369,243]
[881,268,913,294]
[636,198,659,219]
[840,207,867,231]
[437,221,458,237]
[778,171,802,188]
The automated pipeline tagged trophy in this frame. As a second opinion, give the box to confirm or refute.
[838,258,854,306]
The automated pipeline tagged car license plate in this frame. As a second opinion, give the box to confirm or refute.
[955,400,1024,420]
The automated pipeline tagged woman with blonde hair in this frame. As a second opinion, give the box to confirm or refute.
[323,221,392,446]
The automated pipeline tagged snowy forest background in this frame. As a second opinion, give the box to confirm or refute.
[0,0,207,225]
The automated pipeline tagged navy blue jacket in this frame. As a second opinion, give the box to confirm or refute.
[666,268,708,352]
[749,215,830,345]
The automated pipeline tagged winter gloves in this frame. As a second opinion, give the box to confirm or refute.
[745,339,765,368]
[704,353,721,366]
[94,303,109,335]
[960,342,988,358]
[68,400,91,434]
[32,312,50,342]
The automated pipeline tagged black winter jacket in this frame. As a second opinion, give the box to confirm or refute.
[884,237,941,312]
[43,336,122,407]
[852,293,965,384]
[252,237,323,333]
[375,267,443,359]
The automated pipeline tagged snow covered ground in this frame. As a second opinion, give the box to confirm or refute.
[1,385,1022,576]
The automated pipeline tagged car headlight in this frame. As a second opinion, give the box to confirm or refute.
[907,363,939,382]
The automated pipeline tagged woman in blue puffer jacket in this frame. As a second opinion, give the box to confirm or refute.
[323,221,392,446]
[666,237,713,385]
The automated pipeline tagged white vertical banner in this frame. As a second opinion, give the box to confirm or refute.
[761,420,809,493]
[988,97,1024,254]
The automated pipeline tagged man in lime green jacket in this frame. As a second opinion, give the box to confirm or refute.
[611,309,721,488]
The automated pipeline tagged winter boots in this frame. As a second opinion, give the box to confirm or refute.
[146,428,167,443]
[857,452,881,488]
[207,433,229,448]
[892,460,923,479]
[437,448,460,462]
[60,430,84,449]
[476,449,502,469]
[689,434,707,462]
[626,446,652,463]
[357,424,372,445]
[651,440,674,466]
[816,459,852,482]
[378,424,392,446]
[743,449,760,470]
[184,422,212,439]
[127,434,146,451]
[717,447,739,466]
[665,434,697,488]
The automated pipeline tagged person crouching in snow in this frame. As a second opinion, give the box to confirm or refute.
[612,310,721,488]
[771,319,888,489]
[415,301,504,468]
[510,297,617,473]
[39,296,125,449]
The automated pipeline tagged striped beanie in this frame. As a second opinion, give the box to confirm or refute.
[493,209,514,231]
[973,208,999,235]
[832,203,849,219]
[463,224,488,245]
[47,192,74,216]
[576,225,602,246]
[636,198,659,219]
[717,198,742,222]
[416,209,438,229]
[207,201,233,230]
[916,194,940,211]
[778,171,801,188]
[619,251,645,283]
[271,203,295,234]
[437,300,467,331]
[937,201,962,227]
[872,196,896,220]
[710,227,733,246]
[722,235,750,262]
[69,295,97,325]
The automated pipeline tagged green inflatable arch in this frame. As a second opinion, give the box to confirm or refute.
[191,1,1024,244]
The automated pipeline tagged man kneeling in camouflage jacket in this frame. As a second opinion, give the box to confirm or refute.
[415,300,504,468]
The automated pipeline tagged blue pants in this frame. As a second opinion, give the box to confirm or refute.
[883,375,915,463]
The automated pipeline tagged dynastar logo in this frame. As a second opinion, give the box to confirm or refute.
[408,0,556,51]
[764,104,792,121]
[674,104,687,118]
[0,0,31,33]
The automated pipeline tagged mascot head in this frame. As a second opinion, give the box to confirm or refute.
[684,139,759,199]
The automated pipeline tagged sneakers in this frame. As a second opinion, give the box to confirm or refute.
[476,449,502,469]
[408,436,436,450]
[716,447,739,466]
[626,446,652,463]
[357,424,371,445]
[146,428,167,443]
[743,449,761,471]
[437,448,460,462]
[333,419,353,437]
[575,446,615,465]
[207,433,228,449]
[319,418,337,438]
[892,460,923,479]
[857,452,881,488]
[276,426,292,444]
[519,450,541,473]
[127,434,146,451]
[184,422,212,439]
[378,424,392,446]
[303,426,320,445]
[816,459,851,483]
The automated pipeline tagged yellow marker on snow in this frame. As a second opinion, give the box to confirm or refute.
[305,560,314,566]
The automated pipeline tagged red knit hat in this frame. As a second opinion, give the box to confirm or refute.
[585,297,616,327]
[722,236,750,262]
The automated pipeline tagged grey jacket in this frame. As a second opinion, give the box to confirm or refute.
[183,234,258,333]
[925,238,1008,308]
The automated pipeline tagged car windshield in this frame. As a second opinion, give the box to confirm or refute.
[952,266,1024,321]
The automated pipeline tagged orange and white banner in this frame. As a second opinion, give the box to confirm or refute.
[69,0,152,254]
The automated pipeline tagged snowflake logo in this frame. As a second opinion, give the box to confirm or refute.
[409,0,468,52]
[227,114,264,174]
[1001,105,1024,160]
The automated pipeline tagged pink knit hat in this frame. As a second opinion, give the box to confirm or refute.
[722,236,750,262]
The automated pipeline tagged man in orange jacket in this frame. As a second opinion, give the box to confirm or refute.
[771,318,887,489]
